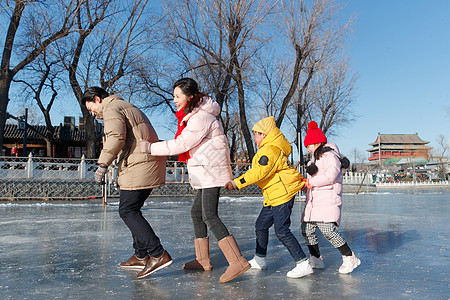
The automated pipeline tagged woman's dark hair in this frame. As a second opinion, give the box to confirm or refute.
[173,78,206,113]
[313,143,326,161]
[81,87,110,106]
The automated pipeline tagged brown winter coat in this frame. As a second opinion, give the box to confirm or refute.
[96,95,166,190]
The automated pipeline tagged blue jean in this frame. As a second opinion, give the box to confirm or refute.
[255,198,306,262]
[119,189,164,258]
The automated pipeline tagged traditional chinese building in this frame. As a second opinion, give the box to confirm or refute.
[367,133,432,163]
[2,117,103,158]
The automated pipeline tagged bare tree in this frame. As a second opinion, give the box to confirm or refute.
[434,134,449,179]
[252,53,288,117]
[349,147,367,172]
[151,0,276,160]
[275,0,353,127]
[135,0,356,163]
[12,52,63,157]
[55,0,155,158]
[304,56,357,136]
[0,0,79,151]
[253,0,355,164]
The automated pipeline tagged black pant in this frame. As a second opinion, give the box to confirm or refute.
[119,189,163,258]
[191,187,230,241]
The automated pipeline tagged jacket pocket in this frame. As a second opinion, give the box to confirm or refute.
[263,174,288,201]
[311,188,340,205]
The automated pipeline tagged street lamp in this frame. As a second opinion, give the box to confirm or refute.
[21,109,28,156]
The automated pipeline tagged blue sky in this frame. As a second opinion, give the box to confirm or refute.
[333,0,450,159]
[7,0,449,162]
[149,0,450,161]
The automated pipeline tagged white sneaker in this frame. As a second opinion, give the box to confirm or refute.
[309,256,325,269]
[286,260,313,278]
[249,256,268,270]
[339,252,361,274]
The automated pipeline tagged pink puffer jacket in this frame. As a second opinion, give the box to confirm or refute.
[301,143,343,226]
[151,97,232,189]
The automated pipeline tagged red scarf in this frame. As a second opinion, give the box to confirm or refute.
[175,106,190,163]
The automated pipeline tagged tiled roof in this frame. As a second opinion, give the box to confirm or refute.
[4,124,86,142]
[367,144,432,152]
[369,134,429,146]
[55,125,86,142]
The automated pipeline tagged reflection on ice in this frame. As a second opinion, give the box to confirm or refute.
[0,190,449,299]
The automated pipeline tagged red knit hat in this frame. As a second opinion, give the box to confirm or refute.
[304,121,327,147]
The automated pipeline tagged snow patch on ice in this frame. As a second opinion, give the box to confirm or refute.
[219,196,262,203]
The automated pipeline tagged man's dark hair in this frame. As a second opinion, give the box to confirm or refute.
[82,87,110,106]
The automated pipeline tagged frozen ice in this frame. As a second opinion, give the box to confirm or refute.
[0,190,449,299]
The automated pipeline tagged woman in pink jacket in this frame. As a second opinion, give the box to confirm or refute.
[140,78,249,283]
[301,121,361,274]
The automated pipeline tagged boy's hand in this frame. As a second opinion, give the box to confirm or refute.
[224,181,237,191]
[302,178,312,189]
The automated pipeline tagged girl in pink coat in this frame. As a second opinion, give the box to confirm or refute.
[140,78,250,283]
[301,121,361,274]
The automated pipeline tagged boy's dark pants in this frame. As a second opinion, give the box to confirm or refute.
[119,189,164,258]
[255,198,306,262]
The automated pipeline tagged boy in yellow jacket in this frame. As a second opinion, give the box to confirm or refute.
[224,116,313,278]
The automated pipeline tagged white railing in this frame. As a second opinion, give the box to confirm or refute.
[376,180,449,187]
[342,171,374,185]
[0,155,253,183]
[0,154,98,180]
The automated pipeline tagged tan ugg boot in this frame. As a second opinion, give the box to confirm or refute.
[183,237,213,271]
[217,235,250,283]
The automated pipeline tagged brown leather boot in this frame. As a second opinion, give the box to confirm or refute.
[136,250,173,279]
[119,254,148,269]
[183,237,213,270]
[217,235,250,283]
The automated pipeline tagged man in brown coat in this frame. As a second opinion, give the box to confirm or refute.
[82,86,172,279]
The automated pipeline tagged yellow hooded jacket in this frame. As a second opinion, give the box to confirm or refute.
[234,118,305,206]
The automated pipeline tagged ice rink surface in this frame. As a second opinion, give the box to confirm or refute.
[1,189,449,299]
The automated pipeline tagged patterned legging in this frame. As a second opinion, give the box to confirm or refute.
[301,221,347,248]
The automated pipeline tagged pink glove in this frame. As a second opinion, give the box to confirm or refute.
[140,139,152,153]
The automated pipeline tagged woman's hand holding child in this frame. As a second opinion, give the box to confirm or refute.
[140,139,152,153]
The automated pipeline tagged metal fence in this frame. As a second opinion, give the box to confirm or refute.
[0,155,100,200]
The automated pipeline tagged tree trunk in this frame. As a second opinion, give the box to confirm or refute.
[82,108,97,159]
[230,131,236,164]
[276,45,304,128]
[45,139,52,157]
[296,97,304,166]
[234,61,254,160]
[68,63,97,159]
[215,71,233,134]
[0,78,11,152]
[0,1,24,151]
